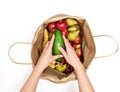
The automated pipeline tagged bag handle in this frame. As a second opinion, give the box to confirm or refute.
[8,42,34,65]
[8,35,119,65]
[93,35,119,58]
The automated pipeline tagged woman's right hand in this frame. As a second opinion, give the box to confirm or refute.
[58,35,85,72]
[59,36,94,92]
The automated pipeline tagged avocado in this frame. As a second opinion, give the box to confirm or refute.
[52,30,65,62]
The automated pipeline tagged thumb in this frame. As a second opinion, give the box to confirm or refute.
[53,55,63,60]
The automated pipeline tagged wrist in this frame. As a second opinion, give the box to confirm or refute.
[37,58,47,71]
[74,63,85,75]
[33,62,46,77]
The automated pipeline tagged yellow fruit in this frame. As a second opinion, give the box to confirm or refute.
[56,63,67,72]
[49,60,57,69]
[42,29,48,50]
[49,64,56,69]
[51,60,56,64]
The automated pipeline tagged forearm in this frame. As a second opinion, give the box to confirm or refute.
[21,63,44,92]
[75,64,94,92]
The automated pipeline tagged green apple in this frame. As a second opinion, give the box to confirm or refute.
[68,24,80,31]
[66,18,78,26]
[68,30,80,41]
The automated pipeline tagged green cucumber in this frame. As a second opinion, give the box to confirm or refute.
[52,30,65,62]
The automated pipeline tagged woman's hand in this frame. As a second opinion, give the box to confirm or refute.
[58,36,94,92]
[21,34,63,92]
[37,34,63,70]
[21,34,94,92]
[58,35,84,72]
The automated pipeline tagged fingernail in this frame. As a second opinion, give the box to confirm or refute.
[58,46,61,49]
[62,35,65,38]
[53,34,55,37]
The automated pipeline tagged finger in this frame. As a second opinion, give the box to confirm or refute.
[58,46,68,59]
[48,34,55,49]
[53,55,63,60]
[62,35,72,52]
[43,41,49,51]
[45,41,50,48]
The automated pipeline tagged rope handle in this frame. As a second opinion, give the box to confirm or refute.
[8,35,119,65]
[93,35,119,58]
[8,42,33,65]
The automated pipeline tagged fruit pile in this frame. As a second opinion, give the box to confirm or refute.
[42,18,83,74]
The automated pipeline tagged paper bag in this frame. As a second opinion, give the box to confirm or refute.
[31,14,96,83]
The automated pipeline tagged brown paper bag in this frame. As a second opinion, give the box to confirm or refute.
[31,14,96,83]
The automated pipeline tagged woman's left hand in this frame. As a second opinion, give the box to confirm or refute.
[37,34,63,70]
[21,35,63,92]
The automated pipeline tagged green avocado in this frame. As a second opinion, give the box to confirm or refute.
[52,30,65,62]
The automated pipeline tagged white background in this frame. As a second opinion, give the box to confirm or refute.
[0,0,120,92]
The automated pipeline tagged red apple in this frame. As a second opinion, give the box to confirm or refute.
[64,64,74,74]
[76,48,82,58]
[56,19,68,30]
[73,35,81,44]
[61,29,68,37]
[47,22,56,32]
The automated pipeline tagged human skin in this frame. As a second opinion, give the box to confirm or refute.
[20,35,94,92]
[58,35,94,92]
